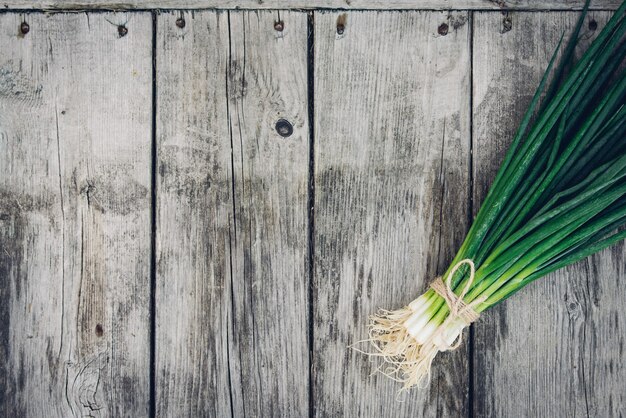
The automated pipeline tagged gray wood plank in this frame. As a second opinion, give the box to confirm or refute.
[0,12,152,416]
[1,0,620,11]
[313,10,471,417]
[472,10,626,417]
[155,10,310,416]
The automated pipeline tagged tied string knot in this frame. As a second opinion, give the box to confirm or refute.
[426,259,486,351]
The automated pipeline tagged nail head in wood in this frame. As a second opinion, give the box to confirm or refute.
[118,25,128,37]
[275,119,293,137]
[274,20,284,32]
[589,20,598,31]
[503,16,513,32]
[176,18,186,28]
[336,14,347,35]
[95,324,104,337]
[20,21,29,35]
[438,23,448,36]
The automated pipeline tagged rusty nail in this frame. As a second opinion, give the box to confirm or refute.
[438,23,448,36]
[176,17,186,28]
[275,119,293,138]
[336,14,347,35]
[118,25,128,37]
[20,21,30,35]
[95,324,104,337]
[589,20,598,31]
[274,20,284,32]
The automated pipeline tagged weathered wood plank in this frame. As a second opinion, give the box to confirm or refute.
[0,12,152,416]
[155,10,310,416]
[472,11,626,417]
[313,10,471,417]
[1,0,621,11]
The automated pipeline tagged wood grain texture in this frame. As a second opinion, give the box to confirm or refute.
[313,10,471,417]
[1,0,621,11]
[472,11,626,417]
[0,12,152,416]
[155,10,310,416]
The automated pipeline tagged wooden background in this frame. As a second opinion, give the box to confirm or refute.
[0,1,624,417]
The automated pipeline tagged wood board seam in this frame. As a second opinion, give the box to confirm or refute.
[149,10,158,418]
[467,9,475,418]
[307,10,316,418]
[224,11,238,418]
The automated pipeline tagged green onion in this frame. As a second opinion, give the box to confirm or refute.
[365,1,626,390]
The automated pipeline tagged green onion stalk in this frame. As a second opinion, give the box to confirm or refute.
[365,1,626,390]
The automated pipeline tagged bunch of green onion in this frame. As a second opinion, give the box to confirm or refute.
[366,1,626,389]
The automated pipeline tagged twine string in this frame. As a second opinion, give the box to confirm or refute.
[427,259,486,351]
